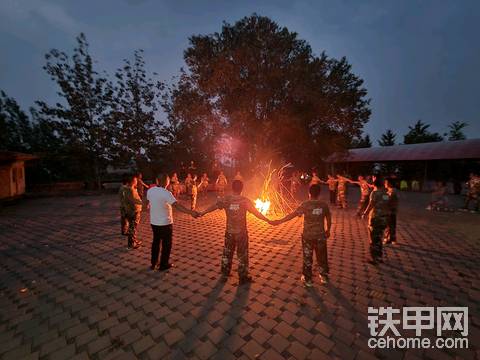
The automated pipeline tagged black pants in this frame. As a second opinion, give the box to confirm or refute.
[151,224,173,268]
[329,190,336,205]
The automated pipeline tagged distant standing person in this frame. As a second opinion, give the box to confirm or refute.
[310,171,321,186]
[123,174,143,249]
[146,174,197,271]
[362,177,390,265]
[190,175,198,210]
[336,175,348,209]
[216,171,228,197]
[272,184,332,287]
[345,176,373,216]
[463,173,480,212]
[198,180,272,284]
[170,172,180,198]
[323,175,338,205]
[198,173,210,195]
[135,172,148,199]
[384,178,398,245]
[119,174,129,236]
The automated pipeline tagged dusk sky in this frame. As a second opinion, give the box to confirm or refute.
[1,0,479,143]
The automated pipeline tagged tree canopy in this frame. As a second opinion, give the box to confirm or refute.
[403,120,443,144]
[163,14,371,167]
[447,121,468,141]
[378,129,396,146]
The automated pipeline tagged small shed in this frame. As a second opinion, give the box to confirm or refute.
[0,151,38,199]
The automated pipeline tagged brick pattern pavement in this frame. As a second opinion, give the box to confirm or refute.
[0,192,479,359]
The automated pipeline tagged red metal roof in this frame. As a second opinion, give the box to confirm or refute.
[326,138,480,163]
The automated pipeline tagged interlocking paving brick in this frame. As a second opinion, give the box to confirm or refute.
[0,192,478,359]
[49,344,76,360]
[241,339,264,359]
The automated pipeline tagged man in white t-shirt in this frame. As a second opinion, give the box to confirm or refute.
[147,173,197,271]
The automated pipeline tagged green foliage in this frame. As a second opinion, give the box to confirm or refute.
[0,91,33,152]
[378,129,396,146]
[447,121,468,141]
[112,50,164,167]
[350,134,372,148]
[403,120,443,144]
[36,33,116,186]
[165,14,371,166]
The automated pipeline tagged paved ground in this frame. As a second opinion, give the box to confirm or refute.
[0,189,479,360]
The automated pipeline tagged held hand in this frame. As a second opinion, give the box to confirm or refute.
[325,230,330,238]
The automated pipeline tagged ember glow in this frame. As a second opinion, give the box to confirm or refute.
[255,198,271,215]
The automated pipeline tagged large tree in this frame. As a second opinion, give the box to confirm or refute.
[378,129,396,146]
[0,90,33,152]
[165,14,371,167]
[160,71,219,170]
[447,121,468,141]
[403,120,443,144]
[112,50,164,168]
[37,33,115,187]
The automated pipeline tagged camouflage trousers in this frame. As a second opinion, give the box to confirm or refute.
[190,194,197,210]
[337,190,347,208]
[302,236,329,281]
[464,192,479,211]
[120,208,128,235]
[125,211,141,248]
[357,195,369,215]
[384,213,397,243]
[368,216,387,260]
[222,232,249,279]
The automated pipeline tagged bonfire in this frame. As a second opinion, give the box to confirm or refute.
[254,162,299,216]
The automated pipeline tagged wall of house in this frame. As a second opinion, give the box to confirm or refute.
[0,161,26,199]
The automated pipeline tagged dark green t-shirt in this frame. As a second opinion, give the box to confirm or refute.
[368,189,390,218]
[295,200,330,239]
[217,195,254,234]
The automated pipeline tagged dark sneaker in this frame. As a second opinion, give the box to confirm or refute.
[159,263,174,271]
[301,275,313,287]
[239,276,253,285]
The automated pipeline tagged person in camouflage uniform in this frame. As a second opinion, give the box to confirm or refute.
[384,178,399,245]
[321,175,337,205]
[119,174,129,235]
[362,177,390,264]
[216,171,228,197]
[463,173,480,212]
[198,180,272,284]
[272,184,332,287]
[345,175,374,216]
[309,171,321,186]
[190,175,198,210]
[336,175,348,209]
[122,174,143,249]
